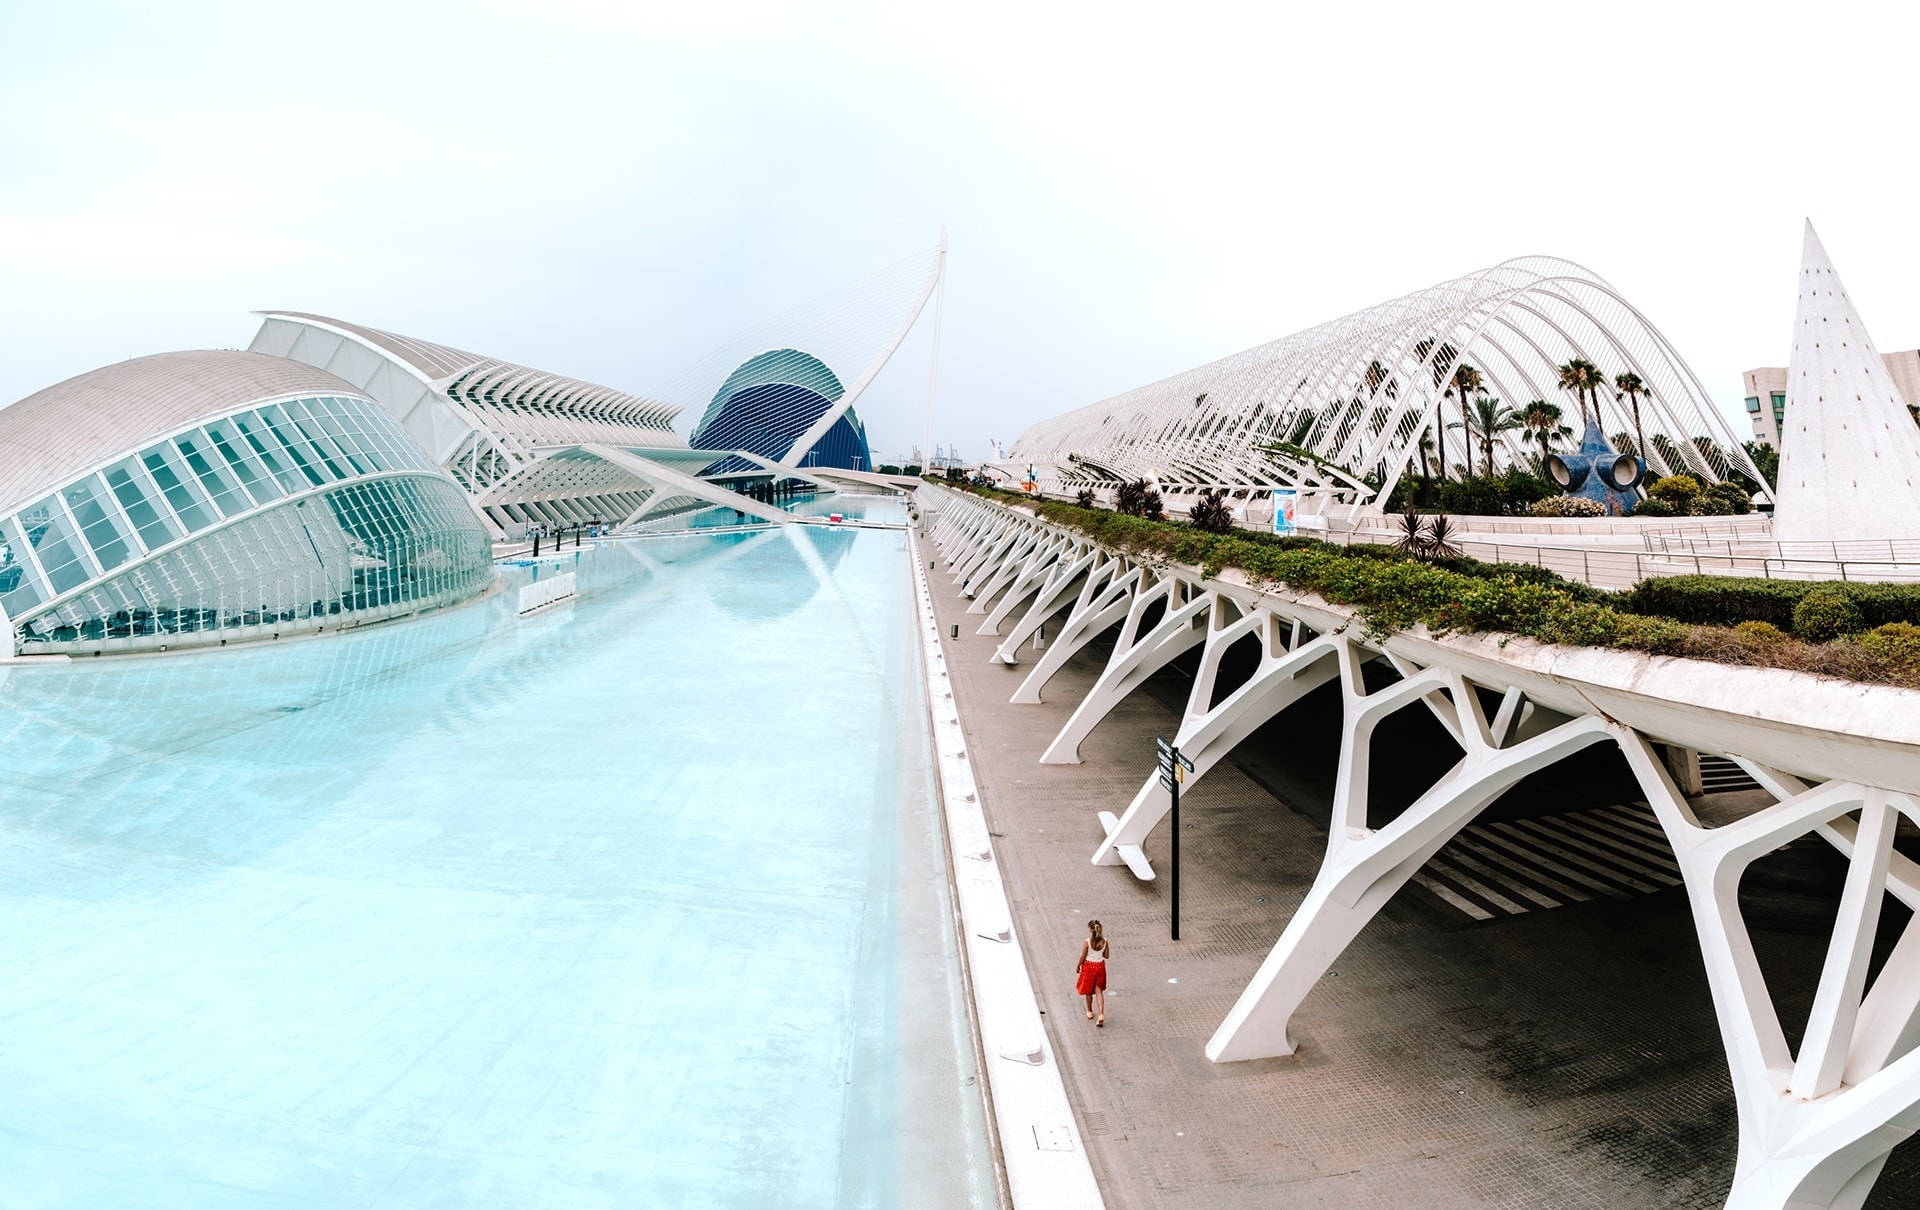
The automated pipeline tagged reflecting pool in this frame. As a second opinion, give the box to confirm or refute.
[0,521,992,1208]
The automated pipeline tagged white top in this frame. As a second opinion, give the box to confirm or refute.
[1083,942,1106,964]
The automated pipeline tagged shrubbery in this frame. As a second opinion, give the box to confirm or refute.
[1792,588,1865,642]
[1529,496,1607,518]
[953,483,1920,687]
[1114,478,1164,521]
[1621,576,1920,633]
[1858,622,1920,680]
[1648,474,1701,510]
[1434,469,1555,517]
[1188,488,1235,533]
[1644,473,1750,515]
[1703,481,1753,514]
[1631,497,1676,517]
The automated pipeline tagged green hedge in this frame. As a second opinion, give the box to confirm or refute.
[1623,576,1920,633]
[951,485,1920,687]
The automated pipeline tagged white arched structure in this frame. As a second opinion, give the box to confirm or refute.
[925,486,1920,1210]
[1008,256,1766,517]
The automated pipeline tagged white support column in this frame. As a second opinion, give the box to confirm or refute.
[1039,580,1210,761]
[967,528,1046,615]
[949,515,1006,583]
[1090,626,1343,870]
[976,532,1068,630]
[937,505,993,566]
[1617,732,1920,1210]
[957,521,1026,593]
[1007,564,1142,706]
[1206,667,1611,1062]
[993,545,1099,664]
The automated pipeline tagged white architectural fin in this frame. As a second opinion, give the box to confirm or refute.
[1773,222,1920,547]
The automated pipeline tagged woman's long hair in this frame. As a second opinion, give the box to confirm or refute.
[1087,919,1105,953]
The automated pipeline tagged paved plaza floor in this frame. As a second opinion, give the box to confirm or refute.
[922,560,1920,1208]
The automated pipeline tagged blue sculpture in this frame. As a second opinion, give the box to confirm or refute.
[1542,421,1644,516]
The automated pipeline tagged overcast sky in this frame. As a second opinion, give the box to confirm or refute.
[5,0,1919,461]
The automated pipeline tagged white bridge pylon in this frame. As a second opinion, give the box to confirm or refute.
[922,487,1920,1210]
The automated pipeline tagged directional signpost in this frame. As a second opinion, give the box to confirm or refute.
[1156,737,1194,940]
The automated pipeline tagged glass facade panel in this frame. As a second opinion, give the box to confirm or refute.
[231,414,308,494]
[285,399,371,476]
[303,402,374,472]
[2,393,491,655]
[104,460,183,551]
[175,430,254,517]
[258,404,336,484]
[19,496,95,595]
[140,444,217,533]
[12,474,490,654]
[1745,397,1761,413]
[204,420,283,503]
[0,516,47,617]
[63,476,139,573]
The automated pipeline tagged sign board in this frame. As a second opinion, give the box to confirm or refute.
[1271,488,1298,536]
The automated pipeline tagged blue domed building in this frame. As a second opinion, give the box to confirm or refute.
[689,349,871,475]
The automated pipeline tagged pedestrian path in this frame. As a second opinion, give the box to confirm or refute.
[1413,803,1684,921]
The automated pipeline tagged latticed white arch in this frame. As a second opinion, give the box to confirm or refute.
[1009,256,1766,515]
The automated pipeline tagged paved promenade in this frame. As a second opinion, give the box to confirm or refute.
[922,558,1920,1208]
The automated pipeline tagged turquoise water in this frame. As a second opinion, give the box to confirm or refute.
[669,491,908,531]
[0,521,991,1208]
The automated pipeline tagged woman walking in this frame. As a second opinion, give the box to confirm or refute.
[1075,919,1111,1027]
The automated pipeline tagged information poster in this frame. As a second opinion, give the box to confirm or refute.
[1272,488,1297,535]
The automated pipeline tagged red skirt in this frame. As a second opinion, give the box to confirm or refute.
[1076,961,1107,995]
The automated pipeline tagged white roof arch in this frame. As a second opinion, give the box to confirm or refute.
[1009,255,1765,512]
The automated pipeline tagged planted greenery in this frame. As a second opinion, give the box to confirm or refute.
[1623,576,1920,633]
[954,484,1920,688]
[1792,588,1865,643]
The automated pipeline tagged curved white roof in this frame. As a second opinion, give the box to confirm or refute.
[260,311,486,382]
[1009,254,1766,512]
[0,350,364,517]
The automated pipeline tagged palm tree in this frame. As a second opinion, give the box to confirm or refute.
[1520,399,1572,461]
[1452,396,1525,475]
[1416,427,1434,480]
[1557,357,1605,425]
[1448,364,1485,475]
[1613,371,1649,464]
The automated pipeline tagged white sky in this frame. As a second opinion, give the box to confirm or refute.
[5,0,1919,461]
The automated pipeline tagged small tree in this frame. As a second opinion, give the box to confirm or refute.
[1704,480,1752,515]
[1115,478,1163,520]
[1648,474,1701,512]
[1392,509,1427,556]
[1188,488,1235,533]
[1613,371,1650,465]
[1075,487,1097,509]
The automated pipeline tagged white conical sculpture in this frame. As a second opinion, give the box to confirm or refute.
[1773,222,1920,549]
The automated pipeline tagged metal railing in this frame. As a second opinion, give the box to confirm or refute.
[1324,529,1920,589]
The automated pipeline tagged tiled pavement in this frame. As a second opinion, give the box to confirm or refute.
[922,555,1920,1208]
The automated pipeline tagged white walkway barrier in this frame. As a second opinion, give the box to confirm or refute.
[517,572,576,615]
